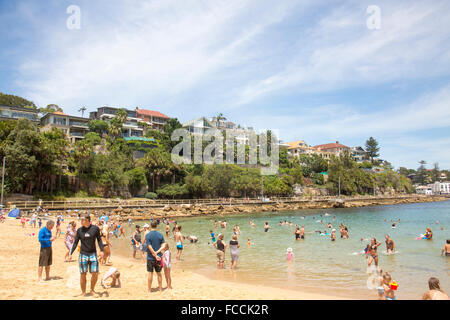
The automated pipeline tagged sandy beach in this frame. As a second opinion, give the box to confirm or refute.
[0,217,343,300]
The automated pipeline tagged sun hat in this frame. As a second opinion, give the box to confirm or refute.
[287,248,293,252]
[143,223,149,228]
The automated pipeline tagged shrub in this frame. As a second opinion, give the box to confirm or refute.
[145,192,157,199]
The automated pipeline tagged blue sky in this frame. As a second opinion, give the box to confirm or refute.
[1,0,450,169]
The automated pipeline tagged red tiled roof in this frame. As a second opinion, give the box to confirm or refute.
[136,108,169,119]
[53,111,68,116]
[313,142,349,150]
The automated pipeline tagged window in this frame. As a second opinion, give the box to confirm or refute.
[53,116,67,125]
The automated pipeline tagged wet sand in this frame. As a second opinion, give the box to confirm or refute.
[0,218,343,300]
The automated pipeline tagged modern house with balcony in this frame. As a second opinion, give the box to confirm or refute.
[135,107,169,131]
[351,146,370,163]
[40,111,90,144]
[89,106,143,138]
[0,105,39,123]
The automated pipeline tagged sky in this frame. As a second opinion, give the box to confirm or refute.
[1,0,450,169]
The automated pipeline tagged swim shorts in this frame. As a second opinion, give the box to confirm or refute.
[39,247,52,267]
[176,242,183,250]
[79,253,99,274]
[147,259,162,273]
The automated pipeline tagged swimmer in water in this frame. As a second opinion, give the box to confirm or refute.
[264,222,270,232]
[341,227,349,239]
[385,235,395,254]
[247,238,252,247]
[286,248,294,262]
[441,239,450,257]
[331,229,336,241]
[424,227,433,240]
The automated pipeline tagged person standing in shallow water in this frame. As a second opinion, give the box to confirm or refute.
[264,222,270,232]
[229,234,240,269]
[174,225,184,261]
[385,235,395,254]
[368,238,382,268]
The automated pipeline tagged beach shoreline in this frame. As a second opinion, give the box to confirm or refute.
[0,218,345,300]
[125,195,450,221]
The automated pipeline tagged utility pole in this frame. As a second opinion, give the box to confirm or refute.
[1,157,5,210]
[338,176,341,198]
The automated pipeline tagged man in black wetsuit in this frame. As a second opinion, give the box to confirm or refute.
[70,214,104,296]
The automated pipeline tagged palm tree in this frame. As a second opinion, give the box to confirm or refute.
[215,113,226,127]
[78,106,87,118]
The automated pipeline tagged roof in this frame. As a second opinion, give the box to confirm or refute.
[136,108,169,119]
[53,111,68,116]
[0,105,39,113]
[286,140,307,150]
[313,142,350,150]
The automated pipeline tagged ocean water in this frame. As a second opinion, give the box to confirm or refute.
[111,200,450,299]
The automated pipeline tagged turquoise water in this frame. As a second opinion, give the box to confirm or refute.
[112,200,450,299]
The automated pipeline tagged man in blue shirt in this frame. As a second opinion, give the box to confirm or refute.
[144,221,165,293]
[38,220,55,281]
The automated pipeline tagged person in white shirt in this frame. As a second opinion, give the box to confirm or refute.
[101,267,121,289]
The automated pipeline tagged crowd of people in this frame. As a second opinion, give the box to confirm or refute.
[2,205,449,299]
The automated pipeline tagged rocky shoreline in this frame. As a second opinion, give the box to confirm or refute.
[53,195,449,221]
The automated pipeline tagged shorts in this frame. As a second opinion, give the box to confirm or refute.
[216,250,225,263]
[39,247,52,267]
[176,242,183,250]
[147,259,162,273]
[231,254,239,262]
[79,253,99,274]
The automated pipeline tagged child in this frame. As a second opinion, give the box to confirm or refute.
[101,267,121,289]
[162,243,172,289]
[210,230,216,243]
[286,248,294,262]
[38,217,42,228]
[376,269,384,300]
[20,216,26,228]
[247,238,251,247]
[381,272,397,300]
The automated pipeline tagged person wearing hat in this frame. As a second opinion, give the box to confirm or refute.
[132,225,142,259]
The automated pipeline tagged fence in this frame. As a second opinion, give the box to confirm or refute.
[6,194,430,211]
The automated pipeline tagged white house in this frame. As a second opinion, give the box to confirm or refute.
[429,181,450,195]
[416,186,433,195]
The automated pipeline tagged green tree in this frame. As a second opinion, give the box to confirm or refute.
[107,108,128,139]
[39,104,63,114]
[0,92,37,109]
[365,137,380,163]
[42,128,69,191]
[125,167,147,196]
[88,119,109,135]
